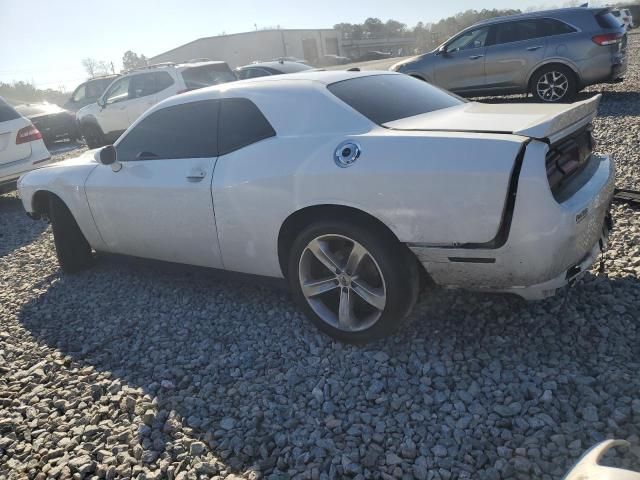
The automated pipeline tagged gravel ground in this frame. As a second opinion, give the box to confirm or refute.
[1,35,640,480]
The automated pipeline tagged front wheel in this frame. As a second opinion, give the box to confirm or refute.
[288,220,419,343]
[49,196,93,272]
[81,122,106,149]
[531,65,576,103]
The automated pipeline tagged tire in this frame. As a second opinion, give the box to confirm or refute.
[530,64,576,103]
[288,219,419,344]
[81,122,106,149]
[49,195,93,272]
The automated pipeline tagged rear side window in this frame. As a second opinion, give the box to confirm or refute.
[328,75,463,125]
[492,20,544,44]
[596,11,622,28]
[0,98,20,122]
[181,64,237,90]
[129,72,174,99]
[218,98,276,155]
[538,18,577,36]
[116,100,219,161]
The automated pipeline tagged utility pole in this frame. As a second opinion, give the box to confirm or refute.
[110,62,115,74]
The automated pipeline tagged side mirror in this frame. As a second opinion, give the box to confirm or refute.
[99,145,116,165]
[97,97,105,108]
[436,45,448,56]
[97,145,122,172]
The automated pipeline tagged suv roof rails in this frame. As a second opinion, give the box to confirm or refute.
[124,62,177,74]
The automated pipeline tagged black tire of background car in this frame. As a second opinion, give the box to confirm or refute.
[530,64,577,103]
[288,219,419,344]
[49,195,93,272]
[81,123,106,149]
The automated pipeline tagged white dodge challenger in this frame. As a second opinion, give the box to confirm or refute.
[18,71,614,343]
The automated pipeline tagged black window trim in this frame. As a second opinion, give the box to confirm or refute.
[217,97,276,156]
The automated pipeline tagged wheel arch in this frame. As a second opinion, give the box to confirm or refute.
[277,204,428,283]
[527,60,581,91]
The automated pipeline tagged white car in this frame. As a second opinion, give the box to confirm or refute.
[18,72,614,343]
[76,61,237,148]
[0,97,51,194]
[611,8,635,29]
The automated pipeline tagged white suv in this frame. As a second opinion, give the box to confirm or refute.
[77,61,236,148]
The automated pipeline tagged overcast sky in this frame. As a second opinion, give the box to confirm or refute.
[1,0,592,91]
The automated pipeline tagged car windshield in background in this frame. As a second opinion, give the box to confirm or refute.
[0,98,21,122]
[181,64,237,90]
[328,74,464,125]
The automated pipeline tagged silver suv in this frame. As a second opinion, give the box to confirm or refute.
[391,8,627,102]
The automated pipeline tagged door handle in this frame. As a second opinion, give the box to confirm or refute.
[186,169,206,181]
[527,45,543,51]
[468,54,484,60]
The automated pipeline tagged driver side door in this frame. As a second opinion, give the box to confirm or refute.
[98,76,133,138]
[85,99,223,269]
[433,26,490,93]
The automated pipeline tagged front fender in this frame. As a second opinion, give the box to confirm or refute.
[19,155,106,250]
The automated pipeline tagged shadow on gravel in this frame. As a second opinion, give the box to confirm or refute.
[15,250,640,477]
[0,193,48,258]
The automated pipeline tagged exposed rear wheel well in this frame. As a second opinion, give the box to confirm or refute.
[277,204,428,284]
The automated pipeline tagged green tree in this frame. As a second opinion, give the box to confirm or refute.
[122,50,148,71]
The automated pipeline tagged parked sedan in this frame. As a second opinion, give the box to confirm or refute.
[0,97,50,194]
[391,7,627,102]
[15,103,80,145]
[236,60,313,79]
[18,72,614,342]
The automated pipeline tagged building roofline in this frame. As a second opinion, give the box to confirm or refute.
[150,28,336,61]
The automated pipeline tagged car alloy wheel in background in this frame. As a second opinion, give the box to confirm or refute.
[298,234,387,332]
[536,70,570,102]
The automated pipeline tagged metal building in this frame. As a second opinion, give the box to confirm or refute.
[149,29,342,67]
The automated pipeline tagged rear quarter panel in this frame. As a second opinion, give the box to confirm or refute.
[213,127,524,278]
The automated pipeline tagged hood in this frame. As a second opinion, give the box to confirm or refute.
[384,95,601,141]
[45,148,100,169]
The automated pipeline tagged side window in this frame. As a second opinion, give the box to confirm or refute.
[446,27,490,52]
[104,77,132,104]
[154,72,174,91]
[72,84,86,102]
[538,18,577,36]
[218,98,275,155]
[85,81,103,99]
[115,100,219,161]
[492,20,542,45]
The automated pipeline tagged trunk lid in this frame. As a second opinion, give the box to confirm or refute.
[0,116,32,166]
[383,95,601,142]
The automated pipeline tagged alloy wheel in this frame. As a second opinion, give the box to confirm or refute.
[298,234,386,332]
[536,71,569,102]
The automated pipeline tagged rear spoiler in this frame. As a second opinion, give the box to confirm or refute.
[512,94,601,143]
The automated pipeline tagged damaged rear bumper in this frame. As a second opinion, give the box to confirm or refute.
[408,152,615,300]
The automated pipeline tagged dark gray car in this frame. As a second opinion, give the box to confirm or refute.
[391,8,627,102]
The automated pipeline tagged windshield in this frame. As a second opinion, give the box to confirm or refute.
[180,64,237,90]
[328,74,464,125]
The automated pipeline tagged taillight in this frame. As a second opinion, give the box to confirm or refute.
[16,124,43,144]
[592,32,623,45]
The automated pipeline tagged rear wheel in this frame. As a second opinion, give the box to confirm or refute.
[531,65,576,103]
[81,122,106,149]
[288,219,419,343]
[49,196,93,272]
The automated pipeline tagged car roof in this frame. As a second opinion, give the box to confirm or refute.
[123,60,229,75]
[15,102,66,116]
[157,70,395,106]
[236,61,312,73]
[472,7,605,26]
